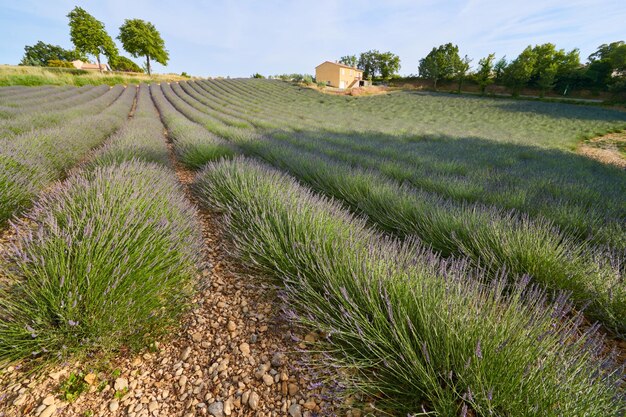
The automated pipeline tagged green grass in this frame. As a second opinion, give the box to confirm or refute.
[193,157,624,416]
[0,65,190,87]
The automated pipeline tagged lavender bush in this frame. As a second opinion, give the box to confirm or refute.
[193,157,624,416]
[0,161,202,362]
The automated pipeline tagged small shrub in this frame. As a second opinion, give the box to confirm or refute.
[47,60,74,68]
[59,372,88,402]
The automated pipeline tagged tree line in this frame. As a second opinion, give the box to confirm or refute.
[20,7,168,75]
[340,41,625,97]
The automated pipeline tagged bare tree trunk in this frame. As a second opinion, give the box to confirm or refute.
[146,56,151,76]
[96,54,102,73]
[434,78,438,91]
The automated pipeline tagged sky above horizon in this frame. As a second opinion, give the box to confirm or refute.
[1,1,624,78]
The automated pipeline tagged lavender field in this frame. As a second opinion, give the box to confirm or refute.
[0,80,624,416]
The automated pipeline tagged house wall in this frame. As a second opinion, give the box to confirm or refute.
[315,63,341,87]
[315,62,363,89]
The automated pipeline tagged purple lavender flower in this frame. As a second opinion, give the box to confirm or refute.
[475,340,483,359]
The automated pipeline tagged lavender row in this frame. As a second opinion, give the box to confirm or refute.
[0,85,118,138]
[193,157,623,416]
[150,83,236,168]
[0,85,101,120]
[88,85,171,168]
[0,85,135,224]
[188,79,625,247]
[237,138,626,336]
[0,85,67,104]
[0,82,204,363]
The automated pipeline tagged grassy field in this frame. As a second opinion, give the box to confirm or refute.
[0,65,190,86]
[0,80,624,415]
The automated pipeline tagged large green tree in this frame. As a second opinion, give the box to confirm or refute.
[530,43,580,97]
[503,44,580,96]
[67,7,118,72]
[19,41,86,66]
[418,43,462,90]
[587,41,626,92]
[118,19,168,76]
[493,56,507,83]
[377,51,401,80]
[357,50,380,79]
[351,50,401,80]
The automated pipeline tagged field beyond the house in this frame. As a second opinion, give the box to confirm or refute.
[0,79,624,416]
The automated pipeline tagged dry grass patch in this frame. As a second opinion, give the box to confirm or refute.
[578,131,626,169]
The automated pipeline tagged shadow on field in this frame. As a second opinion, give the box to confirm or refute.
[493,101,626,122]
[403,90,626,123]
[268,127,626,244]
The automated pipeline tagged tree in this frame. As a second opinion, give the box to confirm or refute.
[358,50,380,79]
[587,41,626,93]
[503,46,536,96]
[109,56,143,73]
[418,43,462,90]
[589,41,626,75]
[529,43,580,96]
[455,55,471,92]
[475,53,495,95]
[536,62,559,97]
[339,55,357,67]
[493,56,507,83]
[67,7,118,73]
[585,60,613,90]
[19,41,85,66]
[118,19,169,76]
[377,51,401,80]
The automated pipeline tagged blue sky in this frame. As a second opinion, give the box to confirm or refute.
[1,0,625,77]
